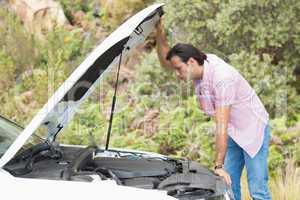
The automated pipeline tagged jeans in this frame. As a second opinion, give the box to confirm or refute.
[224,125,272,200]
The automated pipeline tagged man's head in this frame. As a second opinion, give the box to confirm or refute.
[166,43,206,81]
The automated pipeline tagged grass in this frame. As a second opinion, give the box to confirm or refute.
[269,158,300,200]
[241,157,300,200]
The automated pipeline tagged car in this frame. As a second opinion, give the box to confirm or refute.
[0,3,234,200]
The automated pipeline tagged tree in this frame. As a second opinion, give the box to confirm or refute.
[162,0,300,124]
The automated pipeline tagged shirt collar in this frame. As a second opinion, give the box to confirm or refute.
[194,59,211,93]
[202,59,210,83]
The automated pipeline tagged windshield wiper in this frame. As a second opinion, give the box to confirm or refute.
[9,142,51,162]
[5,141,62,175]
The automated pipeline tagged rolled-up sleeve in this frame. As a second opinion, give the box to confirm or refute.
[214,79,237,107]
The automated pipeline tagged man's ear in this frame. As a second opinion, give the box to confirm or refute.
[187,57,196,65]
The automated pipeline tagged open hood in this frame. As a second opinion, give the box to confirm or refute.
[0,3,164,168]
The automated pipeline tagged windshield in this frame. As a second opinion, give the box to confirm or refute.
[0,116,23,158]
[0,115,45,160]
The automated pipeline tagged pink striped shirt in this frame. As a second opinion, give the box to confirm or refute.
[194,54,269,158]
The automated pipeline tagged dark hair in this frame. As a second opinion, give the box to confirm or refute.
[166,43,207,65]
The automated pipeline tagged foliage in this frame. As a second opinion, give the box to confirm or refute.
[0,50,15,91]
[162,0,300,124]
[58,102,107,145]
[0,1,299,192]
[269,157,300,200]
[57,0,95,23]
[266,117,300,178]
[0,8,37,82]
[229,51,292,118]
[268,145,285,177]
[58,0,155,31]
[0,7,96,124]
[99,0,155,30]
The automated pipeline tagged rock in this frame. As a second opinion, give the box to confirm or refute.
[16,90,38,114]
[9,0,69,38]
[72,10,88,30]
[130,109,159,137]
[270,135,283,146]
[0,0,7,6]
[73,10,85,23]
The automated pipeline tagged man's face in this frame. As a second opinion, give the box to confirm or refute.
[170,56,192,81]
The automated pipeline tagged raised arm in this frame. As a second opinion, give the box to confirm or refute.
[155,19,173,69]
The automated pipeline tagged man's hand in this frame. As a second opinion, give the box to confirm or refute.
[214,168,232,186]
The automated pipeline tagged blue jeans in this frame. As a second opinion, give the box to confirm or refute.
[224,125,272,200]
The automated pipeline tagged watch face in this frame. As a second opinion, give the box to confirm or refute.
[215,164,224,169]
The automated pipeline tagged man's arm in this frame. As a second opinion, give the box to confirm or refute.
[155,19,173,69]
[214,105,232,185]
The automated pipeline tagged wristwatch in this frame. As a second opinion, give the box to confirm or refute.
[214,164,224,170]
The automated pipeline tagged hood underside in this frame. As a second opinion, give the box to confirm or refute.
[0,3,164,168]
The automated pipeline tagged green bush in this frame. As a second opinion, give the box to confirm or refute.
[268,145,285,177]
[57,0,95,23]
[0,6,96,124]
[100,0,155,30]
[0,8,37,82]
[229,51,292,118]
[269,117,300,174]
[0,50,15,91]
[0,1,299,179]
[162,0,300,124]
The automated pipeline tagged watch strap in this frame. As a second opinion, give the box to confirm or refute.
[214,164,224,170]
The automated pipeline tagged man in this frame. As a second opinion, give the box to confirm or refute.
[155,19,272,200]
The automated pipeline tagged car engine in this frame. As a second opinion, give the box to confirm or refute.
[4,144,232,200]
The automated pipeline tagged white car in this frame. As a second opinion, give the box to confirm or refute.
[0,4,234,200]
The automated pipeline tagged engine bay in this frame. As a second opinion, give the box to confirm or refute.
[4,143,229,199]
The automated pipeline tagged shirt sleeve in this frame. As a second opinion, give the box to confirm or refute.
[214,79,237,107]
